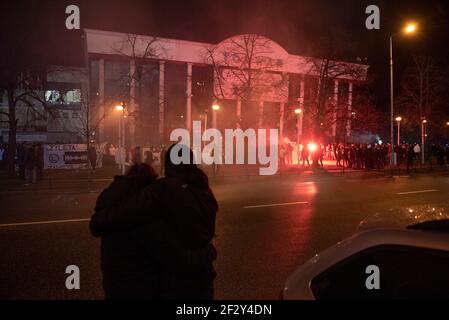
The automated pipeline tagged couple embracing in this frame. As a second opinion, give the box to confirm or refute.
[90,143,218,300]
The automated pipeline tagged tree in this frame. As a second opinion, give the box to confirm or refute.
[111,33,166,145]
[46,66,107,151]
[350,80,387,142]
[0,1,48,173]
[299,28,368,142]
[204,34,288,129]
[396,55,449,141]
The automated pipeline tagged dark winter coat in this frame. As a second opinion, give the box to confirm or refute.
[90,175,217,300]
[24,147,36,170]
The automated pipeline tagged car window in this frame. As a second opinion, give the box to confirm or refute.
[311,245,449,299]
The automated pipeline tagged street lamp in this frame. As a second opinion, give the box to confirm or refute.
[404,23,417,34]
[421,118,427,165]
[212,103,220,129]
[389,22,417,166]
[116,103,126,174]
[395,116,403,146]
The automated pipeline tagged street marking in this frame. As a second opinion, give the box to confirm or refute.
[244,201,308,209]
[397,189,438,195]
[0,218,91,228]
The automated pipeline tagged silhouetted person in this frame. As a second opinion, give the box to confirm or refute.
[17,143,27,179]
[279,145,286,170]
[90,144,218,299]
[90,163,216,299]
[88,145,97,170]
[144,150,154,166]
[301,145,310,167]
[35,143,44,180]
[24,145,36,185]
[132,146,142,164]
[406,146,415,173]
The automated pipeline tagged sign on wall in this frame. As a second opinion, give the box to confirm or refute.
[44,144,88,169]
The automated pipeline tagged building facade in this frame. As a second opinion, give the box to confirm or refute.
[0,66,88,144]
[84,29,368,147]
[1,30,368,147]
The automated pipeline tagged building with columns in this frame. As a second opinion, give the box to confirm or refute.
[84,29,368,147]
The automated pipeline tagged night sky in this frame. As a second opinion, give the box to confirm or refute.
[3,0,449,111]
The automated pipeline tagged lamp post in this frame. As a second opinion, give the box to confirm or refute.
[351,112,356,143]
[212,103,220,129]
[421,119,427,165]
[211,103,220,175]
[116,103,126,174]
[294,108,302,165]
[389,22,417,166]
[202,110,209,149]
[395,116,402,146]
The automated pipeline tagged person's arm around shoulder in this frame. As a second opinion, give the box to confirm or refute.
[89,180,164,237]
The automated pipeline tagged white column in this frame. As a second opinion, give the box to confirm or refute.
[299,76,305,138]
[279,102,284,143]
[98,58,105,142]
[258,100,264,128]
[332,80,339,139]
[236,98,242,128]
[158,61,165,141]
[346,82,353,137]
[186,63,193,132]
[129,59,136,146]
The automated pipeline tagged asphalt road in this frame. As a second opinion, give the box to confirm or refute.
[0,173,448,299]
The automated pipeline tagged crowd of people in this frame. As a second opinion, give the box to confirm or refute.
[0,143,7,170]
[15,143,44,185]
[102,143,166,168]
[280,142,449,173]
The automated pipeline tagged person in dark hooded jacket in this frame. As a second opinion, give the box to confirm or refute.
[90,144,218,299]
[91,163,216,300]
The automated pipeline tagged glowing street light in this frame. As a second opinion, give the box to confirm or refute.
[395,116,403,145]
[294,108,303,165]
[421,118,427,165]
[404,23,417,34]
[212,103,220,129]
[116,103,126,174]
[389,21,418,166]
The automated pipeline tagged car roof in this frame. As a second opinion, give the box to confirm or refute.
[283,227,449,299]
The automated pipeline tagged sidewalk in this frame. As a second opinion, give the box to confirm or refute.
[1,160,448,193]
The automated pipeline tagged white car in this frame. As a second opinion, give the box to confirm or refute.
[282,219,449,300]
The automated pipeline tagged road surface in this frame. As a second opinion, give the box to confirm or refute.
[0,173,448,299]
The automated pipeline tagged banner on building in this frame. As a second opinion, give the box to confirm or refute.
[44,144,89,169]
